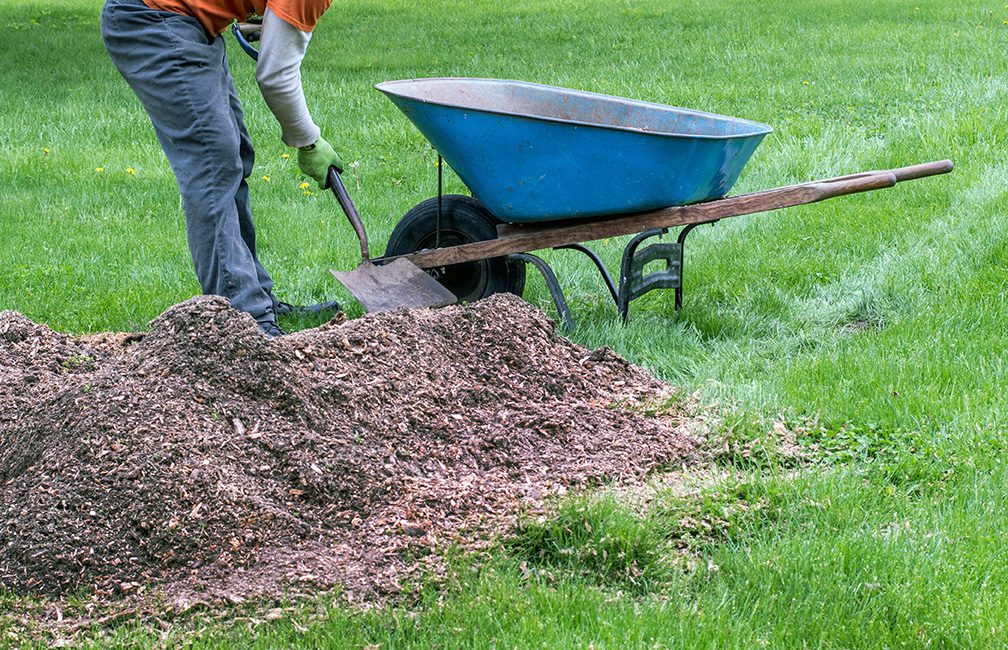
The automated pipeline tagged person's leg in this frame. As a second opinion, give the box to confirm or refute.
[225,64,280,312]
[101,0,277,327]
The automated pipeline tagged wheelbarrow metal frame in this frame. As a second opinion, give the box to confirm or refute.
[365,160,951,326]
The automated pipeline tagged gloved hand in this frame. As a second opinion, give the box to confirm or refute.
[297,136,345,189]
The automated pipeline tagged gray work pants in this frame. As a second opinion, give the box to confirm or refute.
[101,0,278,324]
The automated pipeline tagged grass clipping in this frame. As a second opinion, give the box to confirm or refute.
[0,294,696,606]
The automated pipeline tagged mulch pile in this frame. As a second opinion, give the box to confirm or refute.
[0,294,696,606]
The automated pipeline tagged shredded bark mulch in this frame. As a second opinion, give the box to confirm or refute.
[0,294,697,607]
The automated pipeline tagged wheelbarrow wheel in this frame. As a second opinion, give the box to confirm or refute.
[384,195,525,304]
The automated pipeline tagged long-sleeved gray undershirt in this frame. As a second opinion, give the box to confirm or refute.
[255,8,320,148]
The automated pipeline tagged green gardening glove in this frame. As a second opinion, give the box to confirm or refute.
[297,136,345,189]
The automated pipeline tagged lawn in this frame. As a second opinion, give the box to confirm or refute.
[1,0,1007,646]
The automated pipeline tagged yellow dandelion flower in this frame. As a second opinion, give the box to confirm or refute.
[42,147,50,155]
[126,167,135,175]
[95,167,104,173]
[299,182,310,190]
[803,80,811,86]
[303,190,313,196]
[262,175,270,182]
[281,153,290,159]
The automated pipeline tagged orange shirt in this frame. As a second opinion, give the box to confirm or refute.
[143,0,331,35]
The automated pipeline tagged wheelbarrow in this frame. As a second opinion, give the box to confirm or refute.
[229,23,952,325]
[326,78,952,326]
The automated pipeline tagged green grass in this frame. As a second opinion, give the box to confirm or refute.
[2,0,1008,647]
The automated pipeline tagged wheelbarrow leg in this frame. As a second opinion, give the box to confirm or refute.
[618,228,672,322]
[508,252,574,331]
[674,223,697,311]
[555,243,619,305]
[615,221,719,321]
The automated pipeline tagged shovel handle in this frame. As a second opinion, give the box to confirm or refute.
[231,21,261,61]
[327,167,370,263]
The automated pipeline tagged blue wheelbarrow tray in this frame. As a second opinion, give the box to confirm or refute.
[376,78,773,223]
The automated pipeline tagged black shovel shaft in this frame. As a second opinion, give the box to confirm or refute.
[327,167,370,263]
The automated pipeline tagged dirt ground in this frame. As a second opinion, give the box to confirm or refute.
[0,294,698,611]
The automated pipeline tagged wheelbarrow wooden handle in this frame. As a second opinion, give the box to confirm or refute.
[890,159,954,181]
[327,167,371,263]
[235,20,263,37]
[812,159,954,187]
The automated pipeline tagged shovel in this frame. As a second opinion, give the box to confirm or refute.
[327,167,457,313]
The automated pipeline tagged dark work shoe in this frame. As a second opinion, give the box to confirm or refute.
[258,320,286,339]
[274,300,341,316]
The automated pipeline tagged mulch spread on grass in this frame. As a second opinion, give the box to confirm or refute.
[0,294,697,608]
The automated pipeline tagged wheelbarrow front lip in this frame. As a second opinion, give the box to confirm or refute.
[375,77,773,140]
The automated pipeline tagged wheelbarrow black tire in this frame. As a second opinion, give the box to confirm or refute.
[384,195,525,304]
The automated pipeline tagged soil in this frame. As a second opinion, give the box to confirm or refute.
[0,294,697,607]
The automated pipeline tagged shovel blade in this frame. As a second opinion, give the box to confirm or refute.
[331,258,457,313]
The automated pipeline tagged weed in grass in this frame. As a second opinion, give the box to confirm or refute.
[706,405,814,472]
[509,471,782,594]
[59,353,95,372]
[651,476,778,557]
[508,495,677,594]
